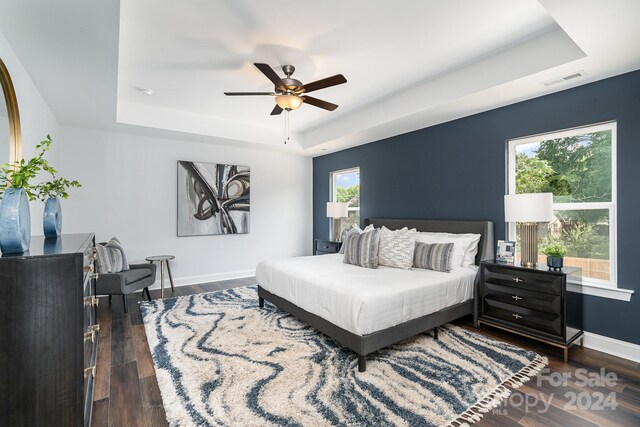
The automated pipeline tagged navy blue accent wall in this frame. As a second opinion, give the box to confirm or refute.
[313,70,640,345]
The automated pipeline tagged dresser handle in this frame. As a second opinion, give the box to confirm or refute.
[84,296,99,307]
[512,277,524,283]
[512,313,523,320]
[91,273,99,280]
[83,325,100,343]
[512,295,523,301]
[84,264,94,273]
[84,366,96,379]
[323,245,329,249]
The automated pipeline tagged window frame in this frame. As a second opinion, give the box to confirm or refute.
[507,121,618,289]
[330,167,360,238]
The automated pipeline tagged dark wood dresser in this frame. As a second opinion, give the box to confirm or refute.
[314,239,341,255]
[477,261,584,362]
[0,234,98,426]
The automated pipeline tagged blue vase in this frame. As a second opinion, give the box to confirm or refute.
[0,188,31,254]
[43,197,62,237]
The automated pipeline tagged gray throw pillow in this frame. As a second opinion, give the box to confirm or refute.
[95,237,129,273]
[413,242,454,273]
[343,228,381,269]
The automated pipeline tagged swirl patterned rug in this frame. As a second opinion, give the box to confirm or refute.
[140,286,547,427]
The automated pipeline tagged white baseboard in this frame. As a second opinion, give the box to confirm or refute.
[583,331,640,363]
[147,269,255,290]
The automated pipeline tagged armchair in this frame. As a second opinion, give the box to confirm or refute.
[95,262,156,314]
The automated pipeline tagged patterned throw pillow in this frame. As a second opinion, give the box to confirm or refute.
[339,224,374,254]
[413,242,454,272]
[343,228,381,269]
[95,237,130,273]
[378,227,417,270]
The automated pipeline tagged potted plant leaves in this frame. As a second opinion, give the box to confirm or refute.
[541,241,567,271]
[0,136,55,253]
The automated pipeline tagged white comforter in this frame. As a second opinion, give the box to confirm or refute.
[255,254,477,335]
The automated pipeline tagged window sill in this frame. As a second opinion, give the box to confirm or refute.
[567,280,634,301]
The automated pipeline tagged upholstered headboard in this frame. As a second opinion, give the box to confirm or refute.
[364,218,495,266]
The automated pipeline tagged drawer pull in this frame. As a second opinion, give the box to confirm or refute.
[91,273,99,280]
[511,295,523,301]
[84,264,94,273]
[84,296,99,307]
[84,324,100,343]
[512,313,523,320]
[323,245,329,249]
[84,366,96,379]
[512,277,524,283]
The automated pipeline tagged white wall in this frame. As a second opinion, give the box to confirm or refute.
[0,29,60,228]
[58,126,313,287]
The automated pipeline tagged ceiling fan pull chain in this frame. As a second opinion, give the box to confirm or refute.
[284,110,290,144]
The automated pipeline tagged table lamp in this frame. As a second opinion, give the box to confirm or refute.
[504,193,554,268]
[326,202,349,241]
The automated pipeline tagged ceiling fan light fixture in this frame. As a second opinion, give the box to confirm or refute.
[275,94,303,111]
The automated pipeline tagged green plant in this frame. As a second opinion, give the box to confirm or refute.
[0,135,55,200]
[541,241,567,258]
[37,177,81,201]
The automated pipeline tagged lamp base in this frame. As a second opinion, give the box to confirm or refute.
[331,218,342,242]
[520,222,539,268]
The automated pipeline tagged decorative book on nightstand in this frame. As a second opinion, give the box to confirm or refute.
[476,261,584,362]
[314,239,341,255]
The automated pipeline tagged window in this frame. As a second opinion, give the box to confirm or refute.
[330,167,360,237]
[508,122,616,287]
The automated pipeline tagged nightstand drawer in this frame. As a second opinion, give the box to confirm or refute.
[483,264,562,296]
[314,240,341,254]
[484,299,562,337]
[483,282,561,315]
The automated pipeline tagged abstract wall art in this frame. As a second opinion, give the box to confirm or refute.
[177,161,250,236]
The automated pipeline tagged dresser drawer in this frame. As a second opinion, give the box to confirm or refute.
[83,324,99,369]
[482,282,561,315]
[483,264,563,296]
[483,299,563,337]
[83,366,96,427]
[83,295,98,330]
[315,240,340,254]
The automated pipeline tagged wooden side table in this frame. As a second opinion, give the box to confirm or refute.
[146,255,175,298]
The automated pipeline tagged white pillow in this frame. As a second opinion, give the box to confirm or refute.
[414,232,480,269]
[379,226,417,270]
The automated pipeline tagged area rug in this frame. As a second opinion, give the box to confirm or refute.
[140,286,547,427]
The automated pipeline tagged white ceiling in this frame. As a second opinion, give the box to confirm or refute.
[1,0,639,156]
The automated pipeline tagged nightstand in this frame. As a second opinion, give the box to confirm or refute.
[476,261,584,362]
[314,239,341,255]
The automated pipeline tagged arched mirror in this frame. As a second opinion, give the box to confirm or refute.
[0,57,22,167]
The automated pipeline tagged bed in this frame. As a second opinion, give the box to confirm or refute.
[256,218,495,372]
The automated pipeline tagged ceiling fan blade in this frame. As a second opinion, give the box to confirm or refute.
[270,105,283,115]
[254,63,288,91]
[300,74,347,93]
[301,95,338,111]
[224,92,276,96]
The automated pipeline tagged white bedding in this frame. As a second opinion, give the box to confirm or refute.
[255,254,477,335]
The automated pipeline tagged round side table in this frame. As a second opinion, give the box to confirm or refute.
[146,255,175,298]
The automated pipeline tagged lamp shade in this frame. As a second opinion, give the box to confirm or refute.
[326,202,348,218]
[275,94,303,110]
[504,193,554,222]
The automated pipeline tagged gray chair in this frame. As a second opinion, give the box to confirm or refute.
[94,245,157,314]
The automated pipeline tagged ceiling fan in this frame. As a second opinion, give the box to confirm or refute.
[224,63,347,116]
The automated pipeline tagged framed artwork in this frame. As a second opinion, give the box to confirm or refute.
[496,240,516,264]
[177,161,250,236]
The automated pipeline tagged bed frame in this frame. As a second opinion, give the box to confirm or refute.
[258,218,495,372]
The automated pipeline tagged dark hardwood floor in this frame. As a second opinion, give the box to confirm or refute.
[92,279,640,427]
